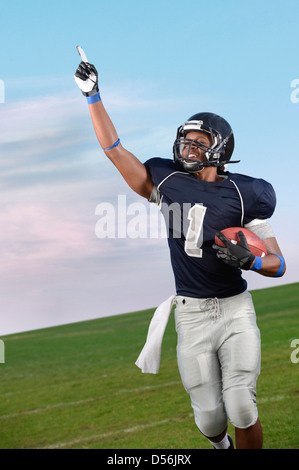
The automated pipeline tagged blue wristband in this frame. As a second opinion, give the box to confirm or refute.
[272,254,285,277]
[250,256,262,271]
[86,92,101,104]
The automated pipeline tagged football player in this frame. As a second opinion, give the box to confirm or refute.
[74,50,286,449]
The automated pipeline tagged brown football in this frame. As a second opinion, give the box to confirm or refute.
[215,227,268,257]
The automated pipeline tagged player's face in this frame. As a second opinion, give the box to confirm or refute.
[182,131,212,162]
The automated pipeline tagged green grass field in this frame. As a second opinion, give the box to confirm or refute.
[1,283,298,449]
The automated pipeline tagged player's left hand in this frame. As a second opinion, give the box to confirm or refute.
[212,230,255,270]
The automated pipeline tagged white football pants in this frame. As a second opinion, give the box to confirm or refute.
[174,290,261,438]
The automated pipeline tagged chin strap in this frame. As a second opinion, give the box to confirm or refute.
[206,159,240,167]
[183,158,240,173]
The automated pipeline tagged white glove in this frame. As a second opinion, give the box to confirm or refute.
[74,46,99,97]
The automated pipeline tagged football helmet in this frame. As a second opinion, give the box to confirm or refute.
[173,112,239,173]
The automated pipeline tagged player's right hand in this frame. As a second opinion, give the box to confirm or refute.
[74,60,99,97]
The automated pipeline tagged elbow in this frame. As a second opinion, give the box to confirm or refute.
[273,257,286,278]
[278,264,286,277]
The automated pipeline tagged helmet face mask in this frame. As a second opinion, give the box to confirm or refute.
[173,112,237,173]
[175,136,214,173]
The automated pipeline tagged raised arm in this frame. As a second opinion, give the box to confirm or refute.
[74,47,154,199]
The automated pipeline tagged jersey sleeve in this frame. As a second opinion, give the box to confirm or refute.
[144,157,181,187]
[243,178,277,224]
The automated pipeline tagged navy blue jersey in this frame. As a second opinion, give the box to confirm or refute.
[145,157,276,299]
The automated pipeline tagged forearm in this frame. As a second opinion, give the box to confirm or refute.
[74,48,120,151]
[250,238,286,277]
[88,100,153,198]
[88,99,119,150]
[213,231,286,277]
[74,49,154,199]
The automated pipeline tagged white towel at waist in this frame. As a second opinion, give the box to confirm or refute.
[135,295,175,374]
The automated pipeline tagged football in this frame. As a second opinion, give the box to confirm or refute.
[215,227,268,257]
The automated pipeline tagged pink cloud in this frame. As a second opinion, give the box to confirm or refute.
[0,201,97,269]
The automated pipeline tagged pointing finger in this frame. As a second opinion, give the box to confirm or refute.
[76,45,88,63]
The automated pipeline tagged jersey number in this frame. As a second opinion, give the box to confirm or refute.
[184,204,207,258]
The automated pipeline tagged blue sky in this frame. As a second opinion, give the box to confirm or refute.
[1,0,298,335]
